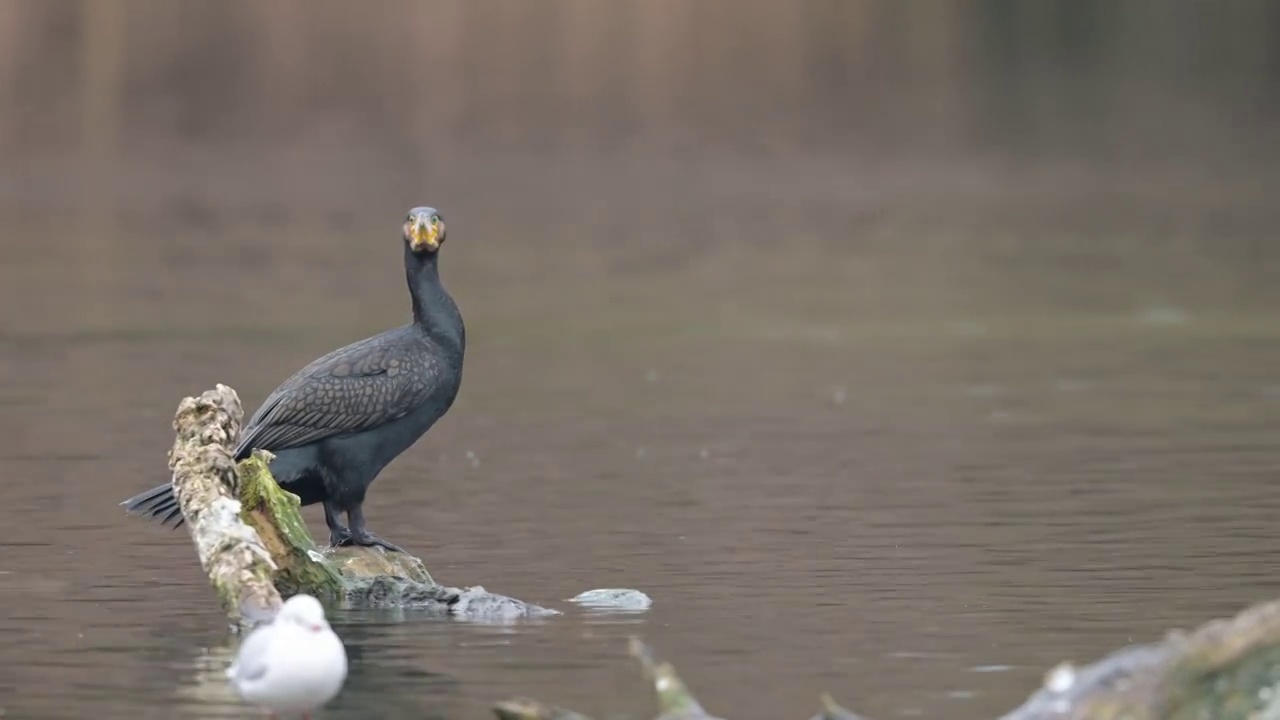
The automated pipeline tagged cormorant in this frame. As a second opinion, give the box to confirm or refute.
[121,206,465,552]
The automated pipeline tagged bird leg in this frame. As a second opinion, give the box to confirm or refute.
[323,500,353,547]
[343,504,406,553]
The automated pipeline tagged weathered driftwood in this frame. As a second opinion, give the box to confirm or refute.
[486,604,1280,720]
[492,637,728,720]
[492,698,594,720]
[498,611,1280,720]
[167,384,557,624]
[167,384,281,623]
[1000,594,1280,720]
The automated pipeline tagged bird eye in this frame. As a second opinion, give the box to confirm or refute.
[430,215,440,225]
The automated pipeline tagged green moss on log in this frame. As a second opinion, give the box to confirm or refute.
[165,384,282,623]
[1165,645,1280,719]
[1156,600,1280,720]
[999,597,1280,720]
[235,450,345,602]
[231,449,459,610]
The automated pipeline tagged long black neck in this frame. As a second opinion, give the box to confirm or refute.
[405,245,465,351]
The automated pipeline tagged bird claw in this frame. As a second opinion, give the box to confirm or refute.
[332,531,405,554]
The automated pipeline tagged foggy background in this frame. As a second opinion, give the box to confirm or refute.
[3,2,1280,720]
[4,0,1280,331]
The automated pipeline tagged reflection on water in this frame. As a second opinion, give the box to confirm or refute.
[5,282,1280,719]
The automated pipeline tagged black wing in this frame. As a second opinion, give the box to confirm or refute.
[234,331,437,459]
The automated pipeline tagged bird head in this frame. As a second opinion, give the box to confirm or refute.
[279,593,330,634]
[403,207,445,254]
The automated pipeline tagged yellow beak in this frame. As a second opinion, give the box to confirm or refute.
[409,217,440,252]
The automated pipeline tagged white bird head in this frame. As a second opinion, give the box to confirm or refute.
[278,594,330,633]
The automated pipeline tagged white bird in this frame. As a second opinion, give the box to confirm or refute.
[226,594,348,719]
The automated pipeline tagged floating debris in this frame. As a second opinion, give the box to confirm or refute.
[629,636,725,720]
[568,589,650,609]
[568,588,653,611]
[493,697,594,720]
[809,693,869,720]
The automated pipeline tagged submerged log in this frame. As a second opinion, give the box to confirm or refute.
[492,698,595,720]
[166,384,557,624]
[628,636,727,720]
[480,595,1280,720]
[491,637,727,720]
[495,612,1280,720]
[1000,594,1280,720]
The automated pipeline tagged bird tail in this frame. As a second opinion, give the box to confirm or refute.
[120,483,187,529]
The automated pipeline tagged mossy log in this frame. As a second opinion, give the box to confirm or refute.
[167,384,557,624]
[166,384,281,623]
[481,603,1280,720]
[492,638,727,720]
[1000,594,1280,720]
[497,609,1280,720]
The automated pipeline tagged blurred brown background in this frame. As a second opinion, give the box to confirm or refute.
[6,0,1279,159]
[4,3,1280,719]
[3,0,1279,334]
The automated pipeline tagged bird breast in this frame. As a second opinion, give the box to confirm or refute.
[241,625,348,710]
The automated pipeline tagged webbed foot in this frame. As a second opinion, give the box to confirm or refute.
[343,505,406,552]
[340,530,405,553]
[328,528,353,547]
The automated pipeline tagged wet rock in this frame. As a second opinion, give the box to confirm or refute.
[568,588,653,611]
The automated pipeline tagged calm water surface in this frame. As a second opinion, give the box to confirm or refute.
[3,197,1280,720]
[5,2,1280,716]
